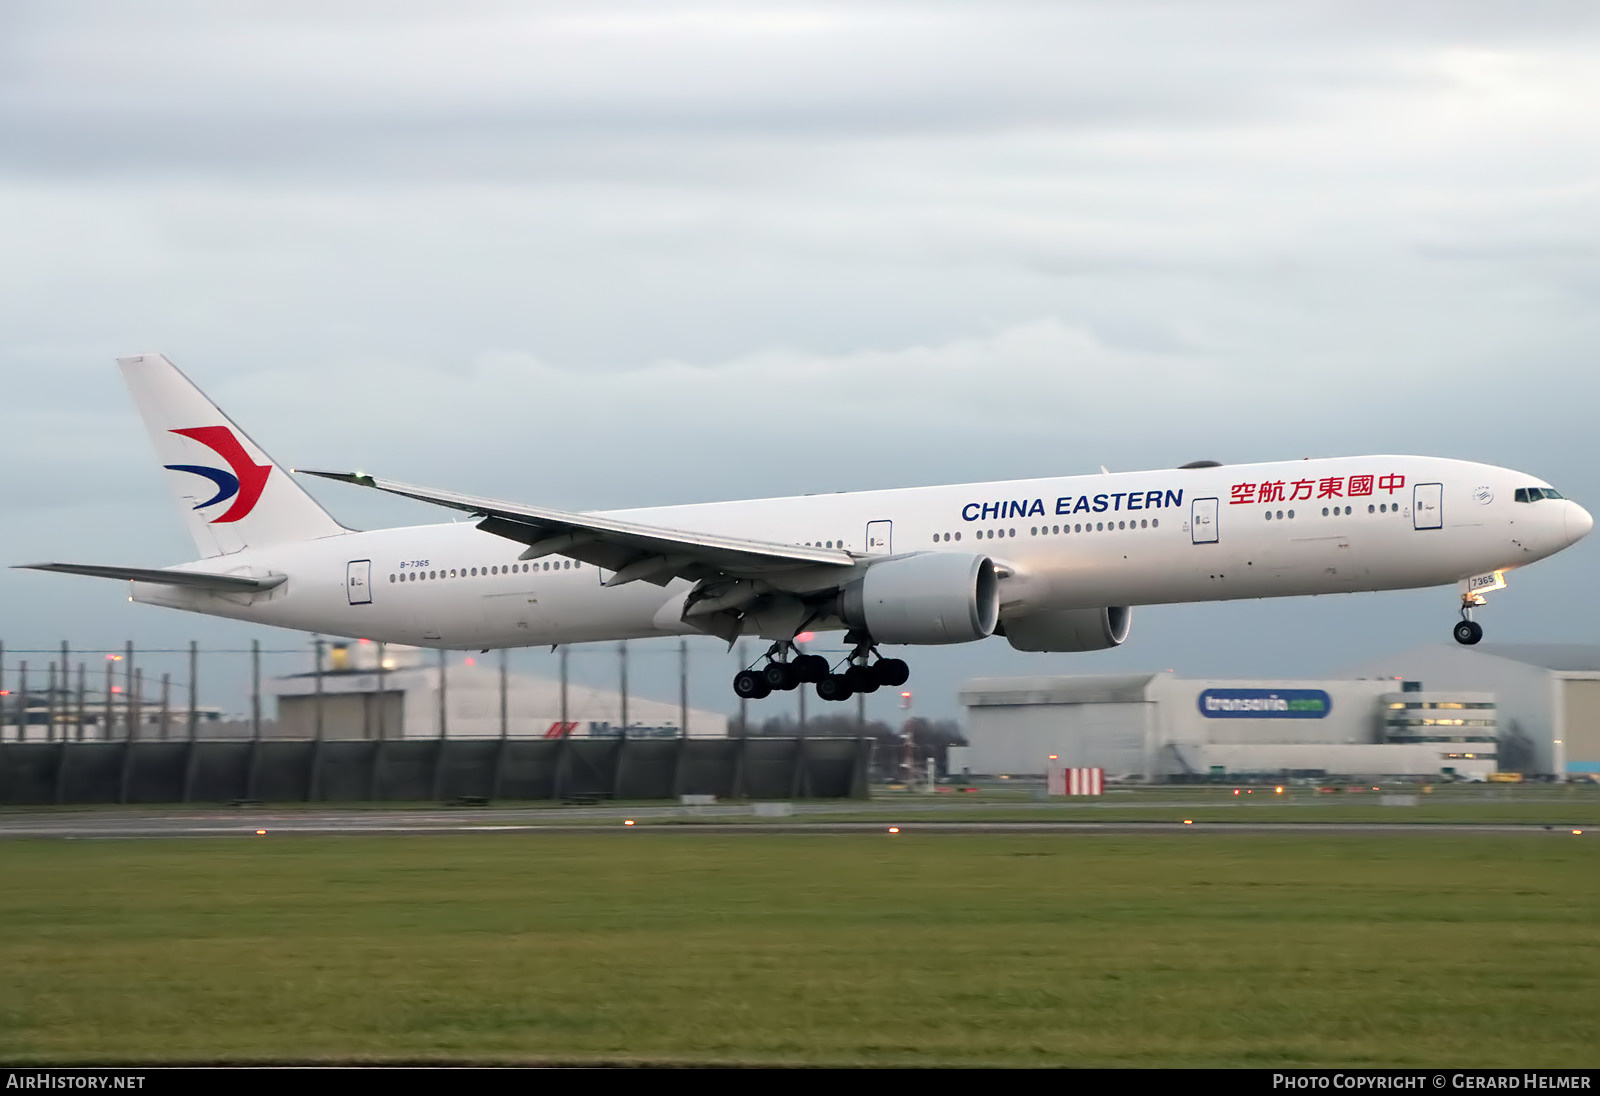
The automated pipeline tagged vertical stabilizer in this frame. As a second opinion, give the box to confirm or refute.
[118,354,346,558]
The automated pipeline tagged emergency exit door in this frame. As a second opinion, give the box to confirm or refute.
[1413,483,1443,530]
[1191,498,1219,544]
[346,559,372,605]
[866,520,892,554]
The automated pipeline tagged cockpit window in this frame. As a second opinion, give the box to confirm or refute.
[1515,487,1564,503]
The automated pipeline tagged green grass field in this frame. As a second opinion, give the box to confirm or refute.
[1,831,1596,1066]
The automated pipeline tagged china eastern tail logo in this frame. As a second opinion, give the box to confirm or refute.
[163,426,271,523]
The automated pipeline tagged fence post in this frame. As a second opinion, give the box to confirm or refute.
[309,638,325,802]
[181,643,199,804]
[118,667,141,804]
[102,658,114,741]
[52,662,71,804]
[124,641,134,739]
[187,640,198,740]
[17,662,27,742]
[491,648,508,801]
[559,646,569,726]
[75,663,86,742]
[369,642,387,801]
[736,641,747,737]
[431,650,448,802]
[46,663,57,743]
[618,641,628,734]
[245,639,261,801]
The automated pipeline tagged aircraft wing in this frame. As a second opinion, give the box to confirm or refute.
[296,470,857,589]
[15,562,287,592]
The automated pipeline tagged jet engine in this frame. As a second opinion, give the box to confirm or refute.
[839,553,999,644]
[1000,606,1132,652]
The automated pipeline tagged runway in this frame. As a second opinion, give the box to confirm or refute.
[0,806,1583,839]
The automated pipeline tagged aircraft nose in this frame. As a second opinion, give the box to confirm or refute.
[1567,501,1594,545]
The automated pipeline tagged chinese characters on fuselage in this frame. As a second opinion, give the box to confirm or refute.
[1229,474,1405,506]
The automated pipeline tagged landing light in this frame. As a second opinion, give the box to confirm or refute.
[1183,819,1193,825]
[1574,830,1584,836]
[1275,787,1284,794]
[888,827,900,834]
[624,819,635,826]
[255,829,266,836]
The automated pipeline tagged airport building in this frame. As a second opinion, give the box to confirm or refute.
[957,672,1498,782]
[1340,644,1600,779]
[273,642,728,740]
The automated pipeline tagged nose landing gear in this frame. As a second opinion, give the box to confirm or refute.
[1453,587,1488,646]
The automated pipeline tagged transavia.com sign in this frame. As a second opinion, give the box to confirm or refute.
[1197,688,1333,719]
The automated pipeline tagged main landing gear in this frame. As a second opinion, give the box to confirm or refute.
[731,634,909,703]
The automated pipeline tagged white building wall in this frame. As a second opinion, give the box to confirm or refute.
[275,663,727,739]
[1148,677,1394,750]
[1340,647,1557,773]
[961,672,1501,780]
[1192,743,1495,780]
[962,702,1152,776]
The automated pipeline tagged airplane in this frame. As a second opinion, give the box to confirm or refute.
[16,354,1594,702]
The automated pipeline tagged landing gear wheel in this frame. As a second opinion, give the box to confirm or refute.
[763,661,800,691]
[816,675,853,702]
[1453,620,1483,645]
[844,664,880,694]
[733,670,772,699]
[793,654,830,683]
[873,658,909,687]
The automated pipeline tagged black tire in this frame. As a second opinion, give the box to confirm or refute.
[873,658,910,687]
[734,670,771,699]
[1453,620,1483,646]
[794,654,830,683]
[816,675,853,702]
[763,661,799,691]
[844,665,880,693]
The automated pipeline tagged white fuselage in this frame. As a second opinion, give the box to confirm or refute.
[131,455,1589,651]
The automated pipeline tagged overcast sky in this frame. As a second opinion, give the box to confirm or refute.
[2,1,1598,722]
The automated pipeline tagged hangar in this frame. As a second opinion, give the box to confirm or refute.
[957,672,1497,782]
[273,642,727,740]
[1340,644,1600,778]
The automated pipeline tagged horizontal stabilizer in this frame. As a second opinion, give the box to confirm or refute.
[14,562,286,592]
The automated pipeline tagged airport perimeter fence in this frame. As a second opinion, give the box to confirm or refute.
[0,735,872,806]
[0,637,877,803]
[0,635,923,743]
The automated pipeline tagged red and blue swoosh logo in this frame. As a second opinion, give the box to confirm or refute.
[163,426,271,524]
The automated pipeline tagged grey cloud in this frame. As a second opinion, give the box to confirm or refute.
[4,2,1600,720]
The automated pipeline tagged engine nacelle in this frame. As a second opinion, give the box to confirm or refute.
[839,553,999,644]
[1001,606,1132,652]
